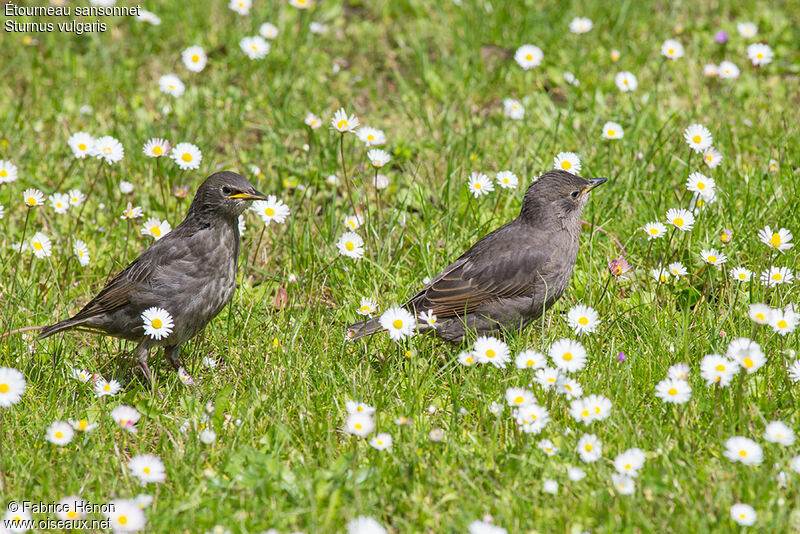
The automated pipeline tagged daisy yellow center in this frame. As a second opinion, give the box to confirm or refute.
[674,217,684,226]
[152,318,163,329]
[563,352,573,361]
[359,306,370,313]
[756,53,763,59]
[547,377,556,383]
[613,266,622,274]
[68,510,77,519]
[772,273,782,281]
[778,319,787,329]
[739,273,746,279]
[486,349,496,358]
[265,207,275,216]
[151,227,162,237]
[743,357,754,368]
[153,146,163,155]
[565,385,572,391]
[584,443,593,452]
[33,242,42,250]
[78,419,88,430]
[715,364,725,372]
[345,242,354,251]
[78,250,83,257]
[514,396,524,404]
[354,423,362,430]
[103,147,112,155]
[755,313,764,321]
[581,409,589,417]
[692,135,701,143]
[143,467,151,474]
[392,319,403,329]
[367,134,374,140]
[623,80,628,85]
[357,406,364,412]
[192,55,200,62]
[769,233,782,246]
[668,387,678,396]
[578,317,588,325]
[376,440,383,445]
[77,143,86,151]
[337,119,348,129]
[503,178,509,183]
[660,275,667,282]
[104,384,111,391]
[668,48,674,54]
[625,463,631,470]
[474,183,482,189]
[525,54,533,61]
[650,228,658,235]
[118,516,128,525]
[706,155,713,162]
[251,45,257,50]
[27,197,36,206]
[697,182,706,190]
[561,161,572,170]
[0,383,8,393]
[526,359,535,367]
[739,450,747,457]
[608,129,615,136]
[181,153,192,162]
[55,431,63,438]
[465,357,474,364]
[708,255,717,262]
[722,233,729,241]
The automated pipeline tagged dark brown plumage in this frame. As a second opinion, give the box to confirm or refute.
[39,171,268,384]
[347,170,607,343]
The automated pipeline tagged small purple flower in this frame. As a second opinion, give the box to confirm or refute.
[609,256,632,277]
[715,30,729,44]
[618,352,626,362]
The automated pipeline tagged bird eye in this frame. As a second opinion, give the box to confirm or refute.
[222,186,232,195]
[571,189,581,199]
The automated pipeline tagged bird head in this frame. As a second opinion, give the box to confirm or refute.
[189,171,269,220]
[520,170,607,223]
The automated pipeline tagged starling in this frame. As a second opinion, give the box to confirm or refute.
[39,171,269,383]
[347,170,607,342]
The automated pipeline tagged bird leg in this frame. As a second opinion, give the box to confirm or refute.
[164,345,196,387]
[133,341,153,387]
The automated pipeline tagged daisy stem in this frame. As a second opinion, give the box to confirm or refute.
[55,158,76,191]
[156,157,169,221]
[373,168,382,229]
[250,224,267,271]
[338,134,359,222]
[75,161,104,230]
[0,410,6,492]
[596,273,613,304]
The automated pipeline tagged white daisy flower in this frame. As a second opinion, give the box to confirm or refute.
[769,307,798,336]
[702,146,723,168]
[379,306,415,341]
[748,303,773,324]
[737,22,758,38]
[22,188,44,207]
[289,0,311,8]
[686,172,715,198]
[467,172,494,197]
[567,466,585,481]
[136,9,161,25]
[701,248,726,266]
[121,203,144,220]
[50,193,70,214]
[345,401,375,415]
[655,377,691,404]
[67,132,94,159]
[73,240,90,267]
[668,262,687,277]
[158,73,185,97]
[357,127,386,146]
[724,436,763,465]
[367,149,391,168]
[703,63,719,77]
[764,421,795,447]
[535,366,560,389]
[46,421,75,446]
[569,398,594,425]
[719,61,740,79]
[0,367,26,407]
[56,495,88,521]
[369,433,392,451]
[642,221,667,239]
[614,447,646,477]
[94,378,121,397]
[538,439,558,456]
[602,121,623,139]
[68,189,85,206]
[730,267,752,282]
[30,232,52,259]
[228,0,251,15]
[757,225,793,252]
[259,22,279,39]
[142,138,170,159]
[665,208,695,231]
[304,112,322,129]
[568,17,593,34]
[768,159,779,172]
[515,350,546,369]
[199,429,216,444]
[747,43,773,66]
[473,336,510,368]
[700,354,738,387]
[331,108,360,133]
[515,403,550,434]
[69,418,98,432]
[563,71,580,86]
[337,232,364,259]
[418,309,437,329]
[505,387,536,407]
[726,338,765,375]
[549,338,587,373]
[170,142,202,170]
[789,361,800,383]
[0,160,16,183]
[72,368,92,382]
[111,405,141,433]
[252,196,290,225]
[730,503,756,527]
[503,98,524,120]
[611,474,635,495]
[576,433,602,463]
[667,362,690,380]
[240,36,270,59]
[120,181,134,194]
[128,454,167,484]
[542,479,558,494]
[344,412,375,437]
[496,170,519,189]
[514,44,543,69]
[760,266,793,286]
[614,71,638,91]
[661,39,684,60]
[141,217,172,240]
[684,124,713,152]
[357,297,377,316]
[309,22,329,34]
[105,499,147,532]
[652,267,670,283]
[457,351,477,366]
[92,135,124,164]
[585,393,612,421]
[557,376,583,398]
[141,307,174,340]
[567,305,600,335]
[553,152,581,174]
[182,46,207,72]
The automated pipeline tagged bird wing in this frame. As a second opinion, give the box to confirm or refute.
[405,225,551,318]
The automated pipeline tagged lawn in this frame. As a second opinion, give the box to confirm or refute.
[1,0,799,532]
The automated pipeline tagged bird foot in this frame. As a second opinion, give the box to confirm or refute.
[136,361,154,388]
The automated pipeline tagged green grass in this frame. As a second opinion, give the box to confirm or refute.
[1,0,799,532]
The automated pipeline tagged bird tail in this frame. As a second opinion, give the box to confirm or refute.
[346,317,383,341]
[39,319,81,339]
